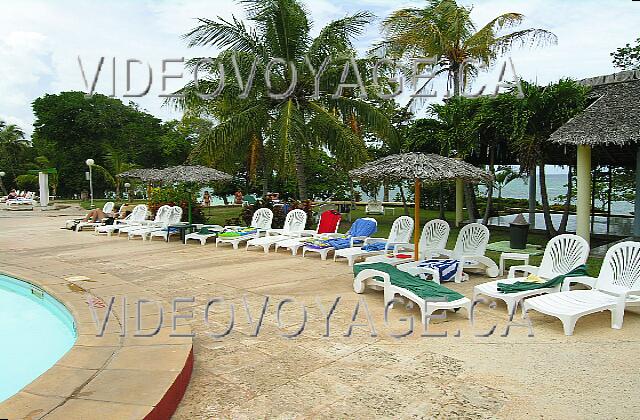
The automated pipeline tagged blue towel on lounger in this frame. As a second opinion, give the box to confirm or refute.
[307,218,378,250]
[362,242,387,251]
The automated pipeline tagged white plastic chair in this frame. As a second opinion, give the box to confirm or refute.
[73,201,115,231]
[334,216,414,266]
[126,205,172,240]
[445,223,498,281]
[365,201,384,215]
[473,234,590,316]
[213,208,274,248]
[95,204,148,236]
[275,210,342,256]
[302,217,378,261]
[523,241,640,335]
[149,206,184,241]
[246,209,307,253]
[393,219,450,260]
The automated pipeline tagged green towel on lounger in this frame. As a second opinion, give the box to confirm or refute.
[497,264,589,294]
[353,262,465,302]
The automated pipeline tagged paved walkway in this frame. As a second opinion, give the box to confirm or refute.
[1,209,639,419]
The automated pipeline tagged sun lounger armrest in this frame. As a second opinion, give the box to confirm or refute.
[349,236,368,247]
[507,264,539,279]
[563,275,598,291]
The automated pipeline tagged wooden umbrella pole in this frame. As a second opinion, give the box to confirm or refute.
[414,178,421,261]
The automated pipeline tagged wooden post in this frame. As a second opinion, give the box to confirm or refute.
[414,178,421,260]
[576,145,591,243]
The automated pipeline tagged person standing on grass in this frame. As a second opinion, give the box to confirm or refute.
[203,191,211,207]
[234,190,243,205]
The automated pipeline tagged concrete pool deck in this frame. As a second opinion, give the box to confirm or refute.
[1,209,639,419]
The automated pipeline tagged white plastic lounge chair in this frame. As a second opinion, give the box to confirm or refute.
[245,209,307,253]
[472,234,589,316]
[333,216,414,266]
[365,219,450,265]
[213,208,274,248]
[126,205,172,240]
[392,223,498,283]
[95,204,148,236]
[72,201,116,231]
[275,210,341,255]
[353,264,471,326]
[302,217,378,261]
[365,201,384,215]
[523,241,640,335]
[149,206,184,241]
[185,225,224,245]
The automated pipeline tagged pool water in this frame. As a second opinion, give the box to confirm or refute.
[0,274,77,402]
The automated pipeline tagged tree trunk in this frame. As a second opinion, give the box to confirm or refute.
[294,149,307,200]
[558,165,573,233]
[539,163,558,237]
[399,184,409,216]
[452,66,461,97]
[383,181,390,202]
[0,177,6,195]
[464,183,480,221]
[438,183,446,220]
[482,149,496,225]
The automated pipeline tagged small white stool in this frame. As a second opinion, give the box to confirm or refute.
[499,252,530,276]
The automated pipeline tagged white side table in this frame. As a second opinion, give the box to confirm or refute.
[499,252,530,276]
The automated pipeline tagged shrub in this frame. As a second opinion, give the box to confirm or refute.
[241,198,314,229]
[148,186,205,224]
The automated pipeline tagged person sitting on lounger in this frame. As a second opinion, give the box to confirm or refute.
[7,189,17,200]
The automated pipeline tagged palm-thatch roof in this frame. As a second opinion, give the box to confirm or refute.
[118,166,232,184]
[349,153,492,183]
[117,168,165,182]
[161,165,232,184]
[550,70,640,146]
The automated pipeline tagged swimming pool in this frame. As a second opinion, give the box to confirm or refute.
[0,274,77,402]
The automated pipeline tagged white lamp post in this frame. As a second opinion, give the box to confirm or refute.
[86,159,95,208]
[124,182,131,201]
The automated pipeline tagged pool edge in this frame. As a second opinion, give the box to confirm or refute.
[0,268,194,419]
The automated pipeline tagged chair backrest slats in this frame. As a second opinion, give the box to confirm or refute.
[453,223,490,258]
[597,241,640,293]
[388,216,414,243]
[284,209,307,233]
[538,234,590,279]
[252,208,274,230]
[420,219,450,259]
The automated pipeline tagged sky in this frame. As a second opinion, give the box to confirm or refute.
[1,0,639,141]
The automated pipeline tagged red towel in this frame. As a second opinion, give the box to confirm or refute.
[317,210,341,234]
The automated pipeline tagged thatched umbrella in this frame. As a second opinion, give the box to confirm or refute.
[119,165,233,224]
[349,153,492,259]
[117,168,165,182]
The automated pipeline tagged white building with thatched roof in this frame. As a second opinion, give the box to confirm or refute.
[550,70,640,240]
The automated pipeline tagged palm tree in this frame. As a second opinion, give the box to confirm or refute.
[174,0,397,199]
[0,121,28,193]
[494,166,520,199]
[379,0,557,97]
[379,0,556,220]
[512,80,589,236]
